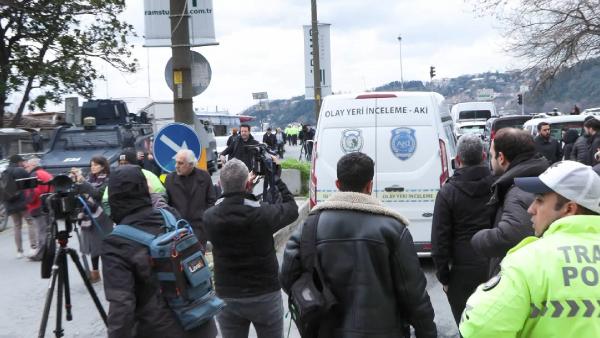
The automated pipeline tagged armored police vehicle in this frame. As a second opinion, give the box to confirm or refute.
[41,100,154,176]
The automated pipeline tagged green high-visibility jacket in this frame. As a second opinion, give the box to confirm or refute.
[460,215,600,338]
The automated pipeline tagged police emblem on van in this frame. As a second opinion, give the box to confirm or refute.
[340,129,363,153]
[390,127,417,160]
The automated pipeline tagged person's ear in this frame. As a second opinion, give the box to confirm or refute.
[565,201,579,216]
[335,180,341,190]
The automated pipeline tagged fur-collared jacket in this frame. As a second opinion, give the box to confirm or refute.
[280,192,437,338]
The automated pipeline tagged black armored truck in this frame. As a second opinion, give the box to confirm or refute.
[40,100,154,176]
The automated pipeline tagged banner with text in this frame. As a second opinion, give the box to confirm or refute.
[144,0,218,47]
[304,24,332,99]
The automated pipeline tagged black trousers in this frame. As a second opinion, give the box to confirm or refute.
[446,265,488,325]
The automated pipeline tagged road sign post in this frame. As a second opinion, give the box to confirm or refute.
[153,123,202,173]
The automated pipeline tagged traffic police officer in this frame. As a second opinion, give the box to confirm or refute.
[460,161,600,337]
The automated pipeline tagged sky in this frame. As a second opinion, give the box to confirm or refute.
[38,0,522,115]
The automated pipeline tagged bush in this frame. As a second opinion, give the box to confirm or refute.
[280,159,311,195]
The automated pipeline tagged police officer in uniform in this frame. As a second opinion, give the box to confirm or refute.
[460,161,600,337]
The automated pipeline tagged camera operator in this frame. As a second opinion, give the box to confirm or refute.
[23,157,53,261]
[219,124,259,170]
[204,159,298,338]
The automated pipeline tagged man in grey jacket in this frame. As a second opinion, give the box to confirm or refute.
[280,152,436,338]
[471,128,549,277]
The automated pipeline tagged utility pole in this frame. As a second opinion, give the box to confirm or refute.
[311,0,322,122]
[397,35,404,91]
[170,0,194,125]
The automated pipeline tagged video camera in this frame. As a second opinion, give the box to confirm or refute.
[245,143,278,176]
[16,174,82,279]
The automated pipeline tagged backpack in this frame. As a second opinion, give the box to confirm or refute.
[288,212,338,337]
[0,169,19,202]
[110,209,224,330]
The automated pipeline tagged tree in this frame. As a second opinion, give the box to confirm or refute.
[471,0,600,88]
[0,0,137,127]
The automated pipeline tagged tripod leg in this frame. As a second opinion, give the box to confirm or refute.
[38,248,62,338]
[62,251,73,321]
[54,253,64,338]
[73,227,90,278]
[66,249,107,324]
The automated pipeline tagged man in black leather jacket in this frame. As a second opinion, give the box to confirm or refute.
[102,165,217,338]
[280,152,436,338]
[431,135,494,325]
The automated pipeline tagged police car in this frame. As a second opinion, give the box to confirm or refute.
[309,92,457,256]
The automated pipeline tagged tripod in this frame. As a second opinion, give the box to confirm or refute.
[38,226,107,338]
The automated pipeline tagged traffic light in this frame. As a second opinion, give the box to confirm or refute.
[517,94,523,105]
[430,66,436,79]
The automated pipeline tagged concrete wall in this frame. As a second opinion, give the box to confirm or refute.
[280,168,301,196]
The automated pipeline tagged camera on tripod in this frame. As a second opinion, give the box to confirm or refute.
[16,174,81,279]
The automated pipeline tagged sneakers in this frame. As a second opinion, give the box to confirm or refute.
[16,252,24,259]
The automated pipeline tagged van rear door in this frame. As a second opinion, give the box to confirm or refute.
[314,96,377,203]
[374,94,442,255]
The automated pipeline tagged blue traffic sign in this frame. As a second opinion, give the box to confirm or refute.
[153,123,202,173]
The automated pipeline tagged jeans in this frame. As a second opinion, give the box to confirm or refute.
[218,291,284,338]
[11,211,36,253]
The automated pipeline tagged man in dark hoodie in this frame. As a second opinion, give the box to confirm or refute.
[471,128,549,278]
[431,135,494,325]
[102,165,217,338]
[219,124,259,170]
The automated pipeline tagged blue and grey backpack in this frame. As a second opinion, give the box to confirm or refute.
[110,209,224,330]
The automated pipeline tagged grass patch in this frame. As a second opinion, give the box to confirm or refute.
[281,159,311,195]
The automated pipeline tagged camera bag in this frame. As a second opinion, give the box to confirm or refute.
[288,212,338,337]
[110,208,224,330]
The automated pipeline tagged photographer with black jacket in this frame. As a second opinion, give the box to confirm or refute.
[219,124,259,170]
[204,159,298,338]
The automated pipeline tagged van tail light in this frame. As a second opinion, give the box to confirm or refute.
[309,141,318,209]
[439,139,449,187]
[490,130,496,140]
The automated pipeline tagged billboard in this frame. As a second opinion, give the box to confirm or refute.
[304,24,332,99]
[144,0,218,47]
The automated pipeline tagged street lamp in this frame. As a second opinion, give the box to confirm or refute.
[397,35,404,91]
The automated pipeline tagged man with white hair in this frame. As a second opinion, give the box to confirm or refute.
[204,159,298,338]
[23,157,53,261]
[165,149,216,248]
[460,161,600,337]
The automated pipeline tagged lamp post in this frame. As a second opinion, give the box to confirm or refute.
[397,35,404,91]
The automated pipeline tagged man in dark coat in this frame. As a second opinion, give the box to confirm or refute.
[280,152,437,338]
[570,116,595,164]
[533,122,562,164]
[204,158,298,338]
[3,155,36,258]
[472,128,549,277]
[262,128,277,150]
[165,149,216,248]
[431,135,494,325]
[584,117,600,166]
[102,165,217,338]
[219,124,259,170]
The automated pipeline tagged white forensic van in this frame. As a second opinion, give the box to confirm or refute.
[309,92,457,256]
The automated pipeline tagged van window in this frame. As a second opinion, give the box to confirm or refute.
[459,110,491,120]
[532,122,583,139]
[443,125,457,154]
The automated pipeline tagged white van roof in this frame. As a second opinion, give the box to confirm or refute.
[451,101,497,121]
[524,114,595,128]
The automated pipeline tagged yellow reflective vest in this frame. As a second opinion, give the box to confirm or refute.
[460,215,600,338]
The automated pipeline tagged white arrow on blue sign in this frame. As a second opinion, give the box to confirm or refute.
[153,123,202,173]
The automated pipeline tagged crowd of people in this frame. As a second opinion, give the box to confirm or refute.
[1,119,600,337]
